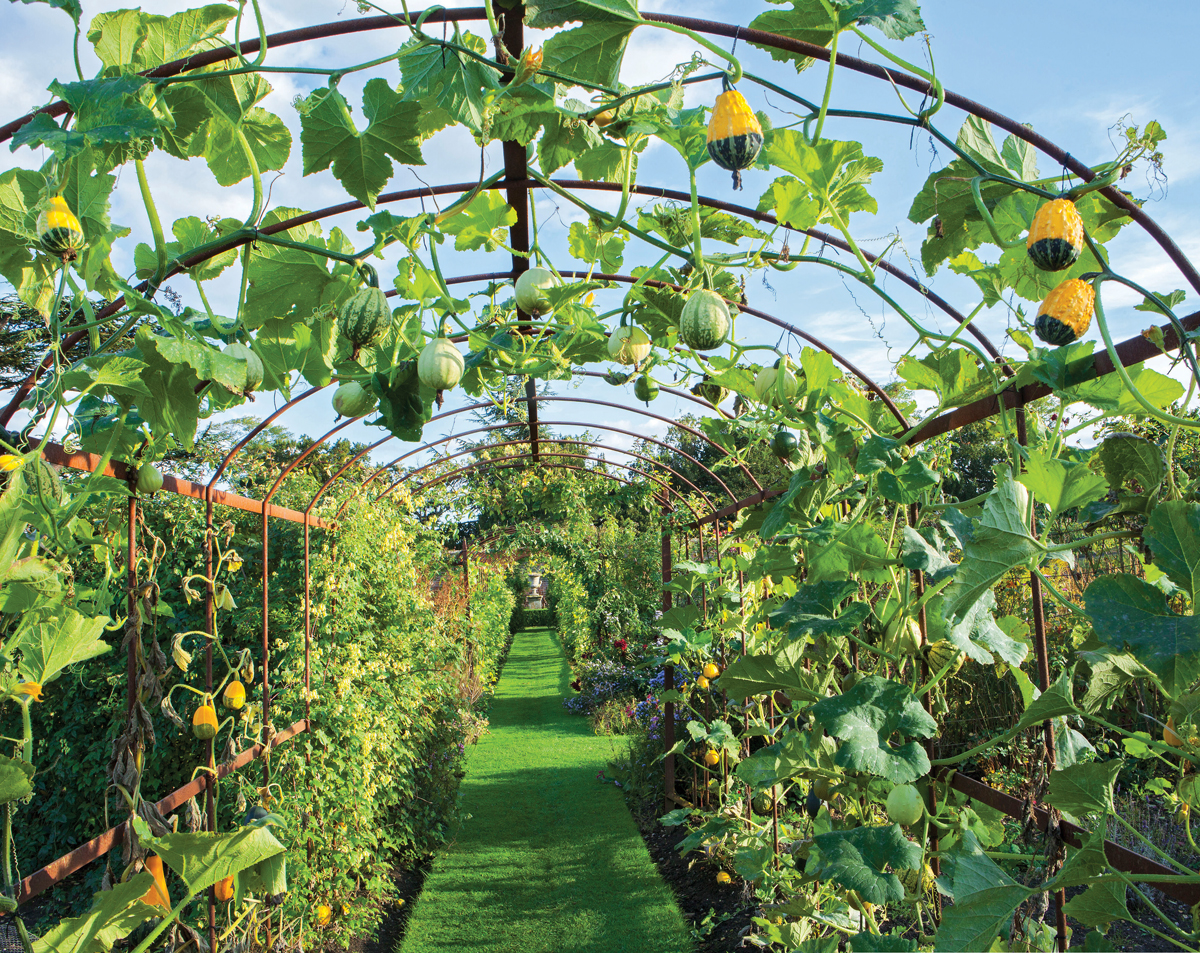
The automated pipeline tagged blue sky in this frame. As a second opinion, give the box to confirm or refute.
[2,0,1197,485]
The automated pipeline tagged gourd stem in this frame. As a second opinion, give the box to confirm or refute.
[235,127,264,229]
[688,167,704,274]
[1031,570,1087,618]
[848,26,944,121]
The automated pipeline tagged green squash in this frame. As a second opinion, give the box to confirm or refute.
[679,290,730,351]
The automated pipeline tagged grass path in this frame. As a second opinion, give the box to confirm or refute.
[399,628,693,953]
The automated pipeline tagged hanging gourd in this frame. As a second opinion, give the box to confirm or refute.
[224,342,264,394]
[691,377,728,407]
[926,640,965,677]
[332,381,378,418]
[634,374,659,403]
[192,699,218,740]
[135,464,163,495]
[1033,278,1094,346]
[37,195,85,261]
[222,680,246,711]
[337,280,390,356]
[1026,199,1084,272]
[514,267,558,316]
[754,357,801,407]
[706,87,763,190]
[679,290,730,351]
[417,336,465,391]
[608,324,651,366]
[771,428,798,461]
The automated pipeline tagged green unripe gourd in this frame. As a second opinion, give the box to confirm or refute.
[754,358,801,407]
[679,290,730,351]
[417,337,465,391]
[332,382,378,418]
[634,375,659,403]
[135,464,163,495]
[926,640,965,677]
[885,785,924,827]
[772,428,798,461]
[224,342,263,394]
[884,617,924,657]
[514,267,558,316]
[338,286,391,352]
[608,325,651,366]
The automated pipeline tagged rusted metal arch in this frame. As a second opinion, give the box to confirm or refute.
[416,457,676,513]
[327,420,732,522]
[305,394,760,524]
[523,180,1005,366]
[3,6,1193,300]
[397,445,706,522]
[5,9,1198,426]
[206,386,329,490]
[310,371,739,522]
[388,435,716,512]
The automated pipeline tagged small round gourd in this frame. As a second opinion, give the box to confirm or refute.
[772,429,798,461]
[754,358,800,406]
[634,374,658,403]
[926,640,965,677]
[1034,278,1094,346]
[332,381,377,418]
[514,267,558,316]
[193,701,218,740]
[37,195,85,260]
[214,875,235,903]
[338,286,390,351]
[135,464,163,495]
[608,325,651,366]
[417,337,465,391]
[1027,199,1084,272]
[706,89,764,190]
[884,618,924,657]
[224,342,264,393]
[679,290,730,351]
[691,377,728,407]
[885,785,924,827]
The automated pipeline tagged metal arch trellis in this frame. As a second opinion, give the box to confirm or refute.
[7,5,1200,947]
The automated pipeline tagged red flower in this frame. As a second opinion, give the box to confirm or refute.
[614,638,628,652]
[571,679,581,691]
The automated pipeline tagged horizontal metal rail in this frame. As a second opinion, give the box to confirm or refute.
[19,719,308,904]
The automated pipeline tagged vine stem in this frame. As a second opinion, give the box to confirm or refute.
[811,0,840,144]
[235,127,264,228]
[688,166,703,273]
[643,21,743,84]
[1092,277,1200,429]
[135,159,167,282]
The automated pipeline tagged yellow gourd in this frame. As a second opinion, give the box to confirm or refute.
[1034,278,1095,346]
[706,89,763,190]
[1027,199,1084,272]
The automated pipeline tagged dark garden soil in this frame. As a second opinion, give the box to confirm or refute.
[638,815,758,953]
[345,858,431,953]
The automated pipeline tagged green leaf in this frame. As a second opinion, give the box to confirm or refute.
[937,831,1018,901]
[537,104,604,175]
[878,458,940,505]
[135,215,240,282]
[1015,667,1078,731]
[761,132,882,225]
[137,330,249,395]
[1062,365,1183,415]
[1144,501,1200,601]
[848,934,917,953]
[254,312,337,392]
[1079,651,1154,714]
[942,470,1045,627]
[1085,573,1200,696]
[1046,759,1120,817]
[1097,435,1163,497]
[719,641,813,702]
[1017,447,1109,520]
[131,5,238,70]
[934,884,1032,952]
[300,78,424,210]
[771,584,871,642]
[1061,878,1132,931]
[152,825,286,894]
[929,588,1028,667]
[440,191,517,252]
[542,21,634,89]
[750,0,923,72]
[397,30,500,134]
[811,675,937,783]
[0,754,34,806]
[734,732,822,789]
[575,140,636,183]
[1134,288,1187,316]
[567,220,625,272]
[200,106,292,187]
[1051,827,1110,890]
[15,78,159,158]
[32,871,163,953]
[810,824,922,905]
[9,609,110,685]
[523,0,640,30]
[242,209,349,330]
[369,363,433,442]
[896,349,988,407]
